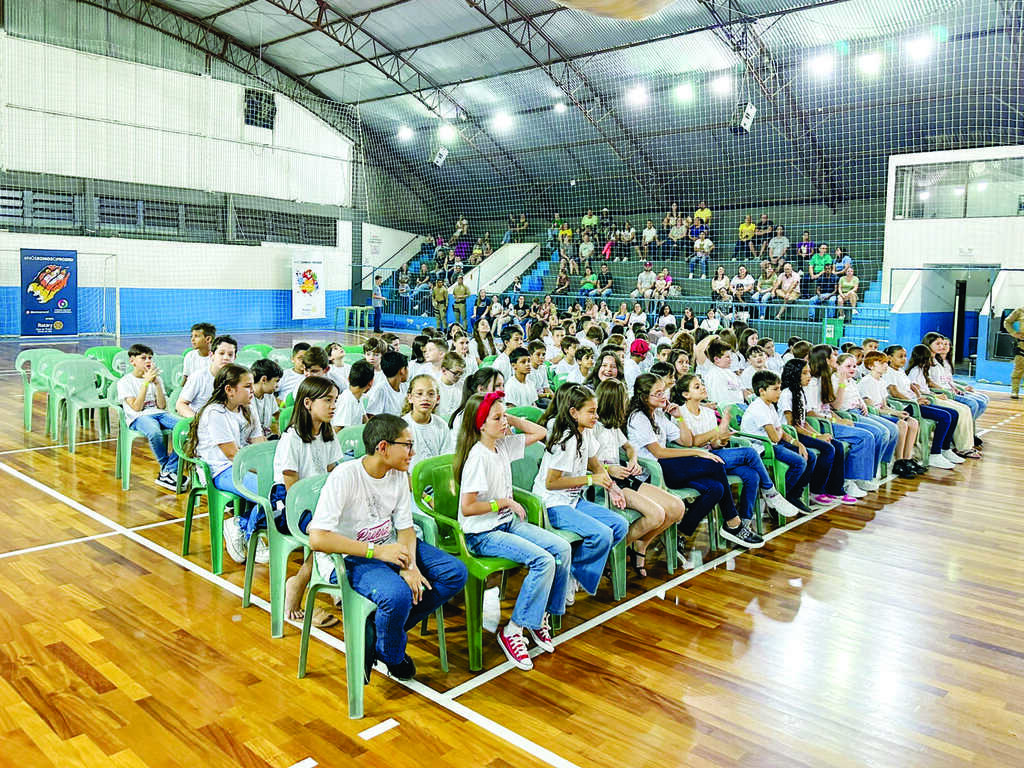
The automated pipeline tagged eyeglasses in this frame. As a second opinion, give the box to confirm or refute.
[444,367,466,379]
[386,440,415,450]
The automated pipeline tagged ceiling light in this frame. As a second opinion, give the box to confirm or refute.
[976,181,988,192]
[553,102,567,114]
[906,36,933,62]
[438,123,456,143]
[857,52,882,76]
[491,111,514,132]
[809,54,834,77]
[711,75,732,96]
[674,83,694,102]
[626,84,648,106]
[397,125,414,141]
[918,191,930,201]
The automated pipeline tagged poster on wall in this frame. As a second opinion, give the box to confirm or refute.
[20,249,78,337]
[292,251,326,320]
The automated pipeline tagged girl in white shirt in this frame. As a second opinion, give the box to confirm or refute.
[455,392,565,671]
[906,344,980,459]
[593,379,684,576]
[185,363,266,565]
[627,302,648,329]
[402,374,451,474]
[882,345,958,469]
[534,385,628,599]
[273,376,343,629]
[925,333,988,426]
[832,353,901,476]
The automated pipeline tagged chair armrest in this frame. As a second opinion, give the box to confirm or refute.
[513,487,543,527]
[413,510,439,547]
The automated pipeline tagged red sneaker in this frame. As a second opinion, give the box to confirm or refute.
[497,626,533,670]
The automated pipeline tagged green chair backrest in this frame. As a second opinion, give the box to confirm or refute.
[344,345,364,354]
[285,475,329,545]
[552,374,569,391]
[16,348,64,380]
[482,355,497,366]
[510,441,545,492]
[507,405,544,424]
[723,403,746,430]
[398,344,412,357]
[112,350,131,375]
[84,345,123,374]
[154,354,185,387]
[52,359,109,399]
[171,418,195,466]
[337,424,366,457]
[410,455,463,555]
[235,349,262,368]
[270,348,294,368]
[241,344,273,356]
[232,441,279,500]
[278,403,294,433]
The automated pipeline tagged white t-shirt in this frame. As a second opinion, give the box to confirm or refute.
[252,392,279,436]
[704,364,744,406]
[327,364,350,393]
[458,434,526,534]
[196,403,261,478]
[858,375,887,406]
[731,274,755,292]
[642,226,658,243]
[331,388,366,429]
[623,358,643,392]
[277,369,304,400]
[740,397,782,450]
[533,429,598,508]
[832,374,865,411]
[739,365,766,393]
[803,379,829,416]
[118,373,165,423]
[776,389,806,427]
[178,365,214,413]
[273,427,343,484]
[592,421,627,465]
[907,367,931,393]
[679,405,718,447]
[566,367,586,384]
[182,349,209,379]
[528,365,549,394]
[694,238,714,255]
[403,413,450,472]
[492,352,512,383]
[365,379,405,416]
[554,358,578,378]
[436,379,463,422]
[883,367,914,399]
[627,312,648,327]
[504,375,538,408]
[309,459,412,545]
[626,409,679,461]
[765,355,784,374]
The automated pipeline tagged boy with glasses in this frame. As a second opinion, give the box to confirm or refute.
[437,351,466,422]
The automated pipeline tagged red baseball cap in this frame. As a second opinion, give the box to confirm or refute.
[630,339,650,356]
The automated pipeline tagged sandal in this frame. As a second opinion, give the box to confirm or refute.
[628,546,648,578]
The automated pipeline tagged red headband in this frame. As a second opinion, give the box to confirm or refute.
[475,391,505,429]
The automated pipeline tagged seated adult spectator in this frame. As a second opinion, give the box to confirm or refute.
[808,263,839,320]
[411,264,433,314]
[699,307,722,333]
[656,302,677,332]
[471,289,490,327]
[662,217,687,260]
[680,306,698,332]
[753,213,774,258]
[694,201,712,229]
[836,265,860,317]
[581,208,598,233]
[666,201,680,223]
[766,225,790,270]
[795,231,816,269]
[579,266,598,297]
[631,261,657,302]
[538,294,555,323]
[731,265,755,308]
[558,218,573,243]
[596,263,614,297]
[470,238,484,266]
[579,231,595,264]
[482,233,493,257]
[808,243,833,281]
[733,214,756,259]
[554,266,571,295]
[711,266,731,301]
[833,246,853,274]
[559,234,579,275]
[619,221,640,260]
[690,230,714,279]
[773,261,801,320]
[642,219,660,259]
[599,207,613,239]
[751,263,776,319]
[502,214,515,244]
[514,213,529,242]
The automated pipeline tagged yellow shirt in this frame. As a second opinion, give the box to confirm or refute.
[738,222,756,240]
[694,207,712,224]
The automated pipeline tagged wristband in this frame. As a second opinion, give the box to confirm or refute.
[586,473,593,487]
[490,500,500,513]
[365,542,375,559]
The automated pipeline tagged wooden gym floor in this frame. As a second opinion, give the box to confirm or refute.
[1,331,1022,767]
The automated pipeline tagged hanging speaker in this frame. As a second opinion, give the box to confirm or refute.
[433,147,449,167]
[730,101,757,134]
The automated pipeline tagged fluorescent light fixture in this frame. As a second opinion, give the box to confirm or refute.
[397,125,414,141]
[711,75,732,96]
[906,35,933,62]
[491,111,514,132]
[857,52,882,76]
[918,191,930,201]
[952,187,965,196]
[976,181,988,192]
[626,84,648,106]
[438,123,456,142]
[809,54,834,77]
[674,83,694,102]
[553,102,567,114]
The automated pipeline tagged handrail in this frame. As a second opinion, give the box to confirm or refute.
[365,233,423,286]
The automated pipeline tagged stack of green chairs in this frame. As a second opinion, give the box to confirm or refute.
[84,345,124,376]
[287,474,448,717]
[270,348,294,369]
[235,349,263,368]
[16,348,65,432]
[344,345,364,355]
[51,358,116,451]
[241,344,273,357]
[111,350,131,376]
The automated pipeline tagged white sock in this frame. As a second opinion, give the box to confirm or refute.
[763,487,779,498]
[506,620,523,636]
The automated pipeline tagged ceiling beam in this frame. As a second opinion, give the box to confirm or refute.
[257,0,414,49]
[198,0,259,22]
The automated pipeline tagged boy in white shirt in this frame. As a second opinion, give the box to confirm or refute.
[118,343,180,490]
[761,338,784,374]
[738,346,767,397]
[554,337,580,379]
[526,341,552,396]
[493,327,523,383]
[326,343,350,393]
[739,370,813,511]
[504,348,539,407]
[545,326,566,363]
[309,414,468,682]
[251,358,283,438]
[703,339,745,407]
[182,322,215,383]
[332,359,374,431]
[436,352,467,423]
[176,334,237,417]
[366,351,409,417]
[277,342,311,400]
[568,347,594,384]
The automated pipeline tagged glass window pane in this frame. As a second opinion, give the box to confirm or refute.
[910,162,968,219]
[965,158,1024,217]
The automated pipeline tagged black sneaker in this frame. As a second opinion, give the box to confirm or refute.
[155,472,177,491]
[363,613,377,685]
[385,654,417,681]
[909,460,928,475]
[788,497,812,514]
[974,435,983,447]
[720,521,764,549]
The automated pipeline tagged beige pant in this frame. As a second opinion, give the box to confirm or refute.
[1012,354,1024,396]
[937,396,975,451]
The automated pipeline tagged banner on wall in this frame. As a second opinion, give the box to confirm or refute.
[20,249,78,337]
[292,251,326,320]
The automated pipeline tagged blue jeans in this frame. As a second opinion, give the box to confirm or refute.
[954,392,986,421]
[213,466,259,537]
[373,305,382,332]
[856,413,898,465]
[751,291,772,319]
[688,253,708,275]
[713,446,773,520]
[657,455,737,536]
[798,433,846,495]
[129,411,180,473]
[829,422,877,481]
[546,498,627,595]
[808,295,836,319]
[345,541,467,665]
[466,518,571,629]
[772,442,815,500]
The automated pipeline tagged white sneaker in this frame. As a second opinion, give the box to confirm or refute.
[843,480,867,498]
[855,479,879,492]
[223,517,246,564]
[763,490,800,518]
[254,535,270,564]
[700,274,707,279]
[852,309,859,315]
[942,449,965,464]
[564,576,578,606]
[929,453,955,469]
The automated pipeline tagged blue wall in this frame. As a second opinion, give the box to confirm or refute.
[887,311,954,352]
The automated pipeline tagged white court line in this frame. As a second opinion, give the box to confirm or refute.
[447,503,836,700]
[0,437,117,456]
[287,759,317,768]
[358,718,400,740]
[0,513,209,561]
[0,460,581,768]
[976,410,1023,437]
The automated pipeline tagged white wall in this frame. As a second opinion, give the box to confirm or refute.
[360,223,426,289]
[0,35,353,207]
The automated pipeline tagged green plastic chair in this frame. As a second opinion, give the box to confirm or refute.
[270,348,294,369]
[241,344,273,356]
[507,405,544,424]
[111,350,131,376]
[337,424,366,457]
[411,454,533,672]
[887,396,935,468]
[397,344,412,357]
[232,442,309,637]
[552,374,569,391]
[113,403,177,491]
[35,353,88,438]
[172,418,242,575]
[16,348,64,431]
[288,474,448,717]
[636,456,715,554]
[51,359,116,452]
[235,349,263,368]
[84,345,124,375]
[153,354,185,388]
